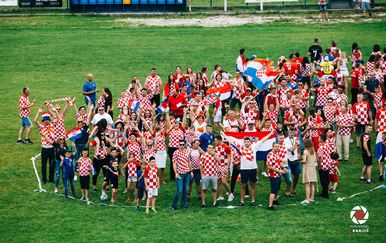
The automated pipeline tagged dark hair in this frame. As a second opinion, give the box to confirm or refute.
[201,66,208,73]
[352,42,358,52]
[151,67,156,71]
[289,53,295,59]
[206,124,212,128]
[149,156,155,161]
[330,152,339,160]
[22,87,29,93]
[331,41,336,47]
[309,108,316,117]
[240,48,246,55]
[319,133,327,142]
[368,54,376,63]
[82,147,89,153]
[214,64,220,70]
[314,38,318,43]
[96,119,107,133]
[110,147,119,153]
[78,106,86,111]
[373,44,380,53]
[301,57,309,67]
[244,137,251,141]
[215,135,222,140]
[295,52,300,58]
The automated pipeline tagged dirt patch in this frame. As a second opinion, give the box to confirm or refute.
[119,13,385,27]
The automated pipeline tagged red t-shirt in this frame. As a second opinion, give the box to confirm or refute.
[350,70,360,89]
[168,94,186,116]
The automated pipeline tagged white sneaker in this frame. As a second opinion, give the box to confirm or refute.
[350,139,353,143]
[245,195,250,198]
[228,193,234,202]
[262,172,269,177]
[74,175,77,181]
[123,189,127,194]
[54,188,58,193]
[145,208,149,214]
[301,200,310,205]
[217,196,225,201]
[151,208,157,213]
[225,192,229,196]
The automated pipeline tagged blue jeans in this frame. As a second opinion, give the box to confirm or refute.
[55,159,62,188]
[172,173,190,208]
[63,172,75,198]
[282,166,292,185]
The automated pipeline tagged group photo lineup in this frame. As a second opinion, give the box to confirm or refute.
[1,2,385,241]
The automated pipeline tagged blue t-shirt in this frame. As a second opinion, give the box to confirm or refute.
[82,81,96,104]
[199,132,214,152]
[62,156,74,176]
[137,169,145,188]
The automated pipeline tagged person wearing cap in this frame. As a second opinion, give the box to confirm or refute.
[61,148,76,198]
[82,73,97,108]
[34,107,57,184]
[145,68,162,107]
[17,87,35,145]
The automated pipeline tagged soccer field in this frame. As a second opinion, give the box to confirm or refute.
[0,16,385,242]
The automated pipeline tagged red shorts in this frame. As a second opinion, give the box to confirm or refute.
[328,173,339,182]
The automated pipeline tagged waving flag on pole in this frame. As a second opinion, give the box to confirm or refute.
[225,131,276,160]
[244,59,281,90]
[206,83,232,101]
[131,100,141,112]
[156,98,168,114]
[66,127,82,142]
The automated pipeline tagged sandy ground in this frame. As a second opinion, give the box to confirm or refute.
[119,13,386,27]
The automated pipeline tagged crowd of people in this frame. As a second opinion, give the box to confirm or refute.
[18,39,386,212]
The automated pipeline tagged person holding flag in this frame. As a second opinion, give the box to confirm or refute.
[221,131,275,207]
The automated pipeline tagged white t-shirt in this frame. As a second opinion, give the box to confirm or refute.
[284,137,299,161]
[91,113,113,126]
[193,120,207,138]
[234,141,262,170]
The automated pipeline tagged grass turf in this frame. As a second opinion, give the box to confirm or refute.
[0,16,385,242]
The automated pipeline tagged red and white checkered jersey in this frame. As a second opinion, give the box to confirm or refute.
[300,63,311,77]
[372,92,383,109]
[126,161,140,178]
[76,113,88,124]
[168,128,184,148]
[185,130,197,146]
[200,153,217,177]
[38,124,55,147]
[326,137,335,155]
[145,165,158,189]
[117,96,129,109]
[376,108,386,133]
[216,143,231,167]
[77,157,93,177]
[337,113,354,136]
[266,151,281,178]
[94,142,107,159]
[315,87,332,107]
[143,147,156,164]
[53,115,66,140]
[264,111,278,129]
[299,89,309,109]
[366,62,374,73]
[137,94,153,112]
[231,77,244,99]
[190,149,201,170]
[323,105,337,123]
[97,96,105,109]
[277,87,294,106]
[126,141,141,161]
[223,118,240,132]
[352,101,371,125]
[155,133,166,151]
[308,116,324,138]
[19,95,31,117]
[234,141,261,170]
[329,160,339,175]
[335,93,348,106]
[173,149,190,174]
[277,144,287,162]
[230,145,241,163]
[145,75,162,95]
[317,143,332,171]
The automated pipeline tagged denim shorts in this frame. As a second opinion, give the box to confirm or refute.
[361,2,370,10]
[288,160,301,175]
[21,117,32,127]
[270,177,281,194]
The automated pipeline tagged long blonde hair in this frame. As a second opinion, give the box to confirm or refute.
[304,139,315,155]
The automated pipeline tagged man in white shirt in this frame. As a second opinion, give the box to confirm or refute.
[221,131,274,206]
[91,106,113,126]
[284,129,301,194]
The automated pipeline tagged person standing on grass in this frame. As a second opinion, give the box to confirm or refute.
[53,136,68,193]
[188,139,202,201]
[360,125,374,184]
[267,142,287,210]
[336,105,355,162]
[375,100,386,181]
[61,149,76,199]
[221,131,275,207]
[285,128,301,195]
[145,68,162,107]
[34,107,56,184]
[145,157,159,213]
[277,133,292,197]
[301,139,318,205]
[77,148,94,202]
[102,158,120,204]
[352,94,372,148]
[317,134,331,198]
[199,144,220,208]
[17,87,35,145]
[82,74,97,109]
[361,0,372,17]
[308,38,323,64]
[171,140,192,210]
[215,136,234,202]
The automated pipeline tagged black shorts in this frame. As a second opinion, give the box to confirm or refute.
[362,154,373,166]
[105,175,119,189]
[79,175,90,190]
[269,177,281,194]
[240,169,257,184]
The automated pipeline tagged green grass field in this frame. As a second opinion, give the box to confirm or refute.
[0,16,385,242]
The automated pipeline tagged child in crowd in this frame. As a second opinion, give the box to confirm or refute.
[77,148,94,202]
[144,157,159,213]
[102,158,120,204]
[61,149,76,198]
[329,152,341,193]
[135,162,147,209]
[124,152,140,202]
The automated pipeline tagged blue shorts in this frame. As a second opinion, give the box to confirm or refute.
[282,166,292,185]
[21,117,32,127]
[361,2,370,10]
[137,186,145,200]
[269,177,281,194]
[191,169,201,182]
[288,160,301,175]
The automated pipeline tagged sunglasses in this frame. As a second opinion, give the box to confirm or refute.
[147,144,153,146]
[179,144,185,146]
